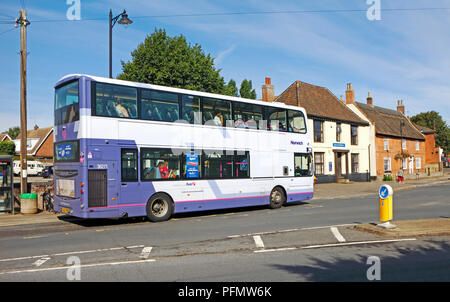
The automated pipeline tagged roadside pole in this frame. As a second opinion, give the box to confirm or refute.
[16,9,30,195]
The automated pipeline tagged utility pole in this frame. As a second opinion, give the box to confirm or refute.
[16,9,30,194]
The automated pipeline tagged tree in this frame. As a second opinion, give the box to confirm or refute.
[3,126,20,140]
[410,111,450,153]
[239,79,257,99]
[118,29,225,94]
[224,79,239,97]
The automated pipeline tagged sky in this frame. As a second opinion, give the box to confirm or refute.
[1,0,450,132]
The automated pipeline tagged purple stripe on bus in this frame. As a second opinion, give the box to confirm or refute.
[87,191,313,209]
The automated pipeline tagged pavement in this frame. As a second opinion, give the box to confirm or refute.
[0,172,449,231]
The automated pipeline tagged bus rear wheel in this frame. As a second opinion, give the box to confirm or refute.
[146,193,173,222]
[269,187,285,209]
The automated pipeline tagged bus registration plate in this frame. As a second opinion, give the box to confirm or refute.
[61,208,70,214]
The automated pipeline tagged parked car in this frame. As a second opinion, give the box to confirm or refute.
[42,166,53,178]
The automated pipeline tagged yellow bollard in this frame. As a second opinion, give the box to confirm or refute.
[377,185,396,229]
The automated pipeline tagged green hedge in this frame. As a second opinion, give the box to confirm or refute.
[0,141,15,155]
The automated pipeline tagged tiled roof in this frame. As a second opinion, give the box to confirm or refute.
[413,123,436,134]
[16,126,53,155]
[274,81,369,125]
[356,102,425,140]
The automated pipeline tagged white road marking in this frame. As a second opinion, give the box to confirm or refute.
[252,236,265,249]
[330,227,346,242]
[140,247,153,259]
[1,259,156,275]
[301,238,417,249]
[32,257,51,267]
[0,245,145,263]
[0,255,49,263]
[254,247,297,253]
[228,223,358,238]
[254,238,417,253]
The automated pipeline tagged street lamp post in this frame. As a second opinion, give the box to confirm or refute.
[109,9,133,78]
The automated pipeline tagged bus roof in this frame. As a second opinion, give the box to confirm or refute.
[56,74,307,114]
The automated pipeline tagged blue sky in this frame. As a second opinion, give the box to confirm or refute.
[1,0,450,131]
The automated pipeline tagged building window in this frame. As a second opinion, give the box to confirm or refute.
[384,139,389,151]
[351,153,359,173]
[336,123,341,142]
[415,157,421,170]
[313,120,324,143]
[402,139,406,150]
[415,140,419,151]
[314,152,325,175]
[402,158,407,170]
[383,158,391,172]
[351,125,358,145]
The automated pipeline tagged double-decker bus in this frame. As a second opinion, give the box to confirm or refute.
[53,74,313,222]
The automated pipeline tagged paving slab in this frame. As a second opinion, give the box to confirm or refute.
[352,218,450,238]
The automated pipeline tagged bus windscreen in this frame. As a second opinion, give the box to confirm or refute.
[55,80,79,125]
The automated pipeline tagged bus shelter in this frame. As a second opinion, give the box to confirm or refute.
[0,155,14,214]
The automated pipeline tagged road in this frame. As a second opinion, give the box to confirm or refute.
[0,183,448,282]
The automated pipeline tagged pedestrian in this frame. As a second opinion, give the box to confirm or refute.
[398,169,404,184]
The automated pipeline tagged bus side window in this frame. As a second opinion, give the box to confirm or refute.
[202,98,231,127]
[294,153,312,177]
[288,110,307,134]
[141,148,181,181]
[266,107,287,131]
[141,90,179,122]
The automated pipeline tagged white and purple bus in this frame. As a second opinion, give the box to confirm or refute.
[53,74,313,222]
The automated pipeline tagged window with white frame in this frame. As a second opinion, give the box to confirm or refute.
[415,157,421,170]
[415,140,419,151]
[402,158,407,170]
[384,139,389,151]
[383,158,391,172]
[402,139,406,150]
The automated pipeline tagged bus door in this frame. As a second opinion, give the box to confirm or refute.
[119,149,141,210]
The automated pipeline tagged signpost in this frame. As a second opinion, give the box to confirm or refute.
[377,184,395,229]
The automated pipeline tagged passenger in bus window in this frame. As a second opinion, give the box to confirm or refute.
[158,161,169,179]
[214,112,223,126]
[115,102,129,118]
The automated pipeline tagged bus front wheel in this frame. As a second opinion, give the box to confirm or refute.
[146,193,173,222]
[269,187,285,209]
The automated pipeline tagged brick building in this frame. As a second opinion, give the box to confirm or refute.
[413,124,442,175]
[351,97,426,179]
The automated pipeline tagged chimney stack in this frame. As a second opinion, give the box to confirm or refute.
[262,77,275,102]
[345,83,355,104]
[397,99,405,115]
[367,92,373,106]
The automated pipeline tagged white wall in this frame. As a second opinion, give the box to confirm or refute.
[309,118,371,178]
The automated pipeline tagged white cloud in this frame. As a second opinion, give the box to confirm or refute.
[215,44,237,66]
